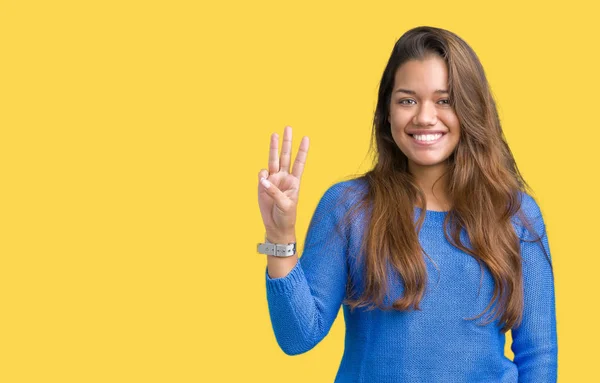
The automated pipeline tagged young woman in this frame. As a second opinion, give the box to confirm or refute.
[256,26,557,382]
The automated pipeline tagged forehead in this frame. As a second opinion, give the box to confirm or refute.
[393,56,449,91]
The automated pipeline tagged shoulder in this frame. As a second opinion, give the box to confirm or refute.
[321,176,369,208]
[513,191,546,240]
[312,177,369,223]
[516,191,543,219]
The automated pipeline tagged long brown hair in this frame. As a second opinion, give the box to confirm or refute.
[332,26,551,333]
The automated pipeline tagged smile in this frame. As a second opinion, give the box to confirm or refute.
[409,133,446,146]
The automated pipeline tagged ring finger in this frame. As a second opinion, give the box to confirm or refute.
[268,132,279,174]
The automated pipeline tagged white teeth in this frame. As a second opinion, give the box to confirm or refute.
[412,133,442,142]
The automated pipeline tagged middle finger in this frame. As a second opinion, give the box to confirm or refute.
[279,126,292,173]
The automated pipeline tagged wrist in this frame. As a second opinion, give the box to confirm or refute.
[265,232,296,244]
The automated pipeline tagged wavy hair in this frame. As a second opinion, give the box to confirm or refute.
[332,26,551,333]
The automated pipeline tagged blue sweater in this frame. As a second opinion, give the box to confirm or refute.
[265,178,558,382]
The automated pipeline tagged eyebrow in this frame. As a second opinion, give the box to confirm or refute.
[394,88,449,95]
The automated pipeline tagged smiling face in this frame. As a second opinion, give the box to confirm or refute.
[388,55,460,175]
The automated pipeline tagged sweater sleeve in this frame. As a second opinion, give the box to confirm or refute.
[265,183,350,355]
[511,193,558,382]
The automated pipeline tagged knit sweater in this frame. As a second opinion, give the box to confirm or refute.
[265,177,558,383]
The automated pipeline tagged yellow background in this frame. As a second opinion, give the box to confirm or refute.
[1,0,598,381]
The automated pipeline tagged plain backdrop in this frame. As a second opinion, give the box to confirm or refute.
[1,0,598,381]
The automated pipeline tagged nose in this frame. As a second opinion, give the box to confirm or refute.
[413,101,438,126]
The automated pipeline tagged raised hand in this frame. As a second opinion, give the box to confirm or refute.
[257,126,309,243]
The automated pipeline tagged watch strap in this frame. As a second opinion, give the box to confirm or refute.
[257,242,296,257]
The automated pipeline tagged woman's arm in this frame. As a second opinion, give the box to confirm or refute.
[265,182,350,355]
[511,194,558,382]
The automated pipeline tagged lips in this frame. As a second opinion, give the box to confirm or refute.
[408,132,446,146]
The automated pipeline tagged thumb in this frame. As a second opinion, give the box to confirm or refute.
[259,175,290,211]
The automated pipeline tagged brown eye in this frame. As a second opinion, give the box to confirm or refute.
[399,99,416,105]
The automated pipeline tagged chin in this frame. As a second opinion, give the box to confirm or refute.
[408,156,450,168]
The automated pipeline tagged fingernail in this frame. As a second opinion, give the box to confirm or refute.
[260,177,271,188]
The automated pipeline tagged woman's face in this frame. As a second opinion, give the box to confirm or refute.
[388,55,460,173]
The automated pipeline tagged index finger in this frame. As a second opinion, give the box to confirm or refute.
[291,136,310,180]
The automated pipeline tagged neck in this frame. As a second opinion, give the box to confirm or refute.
[409,161,451,211]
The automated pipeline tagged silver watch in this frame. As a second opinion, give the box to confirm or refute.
[257,236,296,257]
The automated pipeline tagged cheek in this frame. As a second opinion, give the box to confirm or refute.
[441,111,460,131]
[389,112,412,128]
[390,127,411,152]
